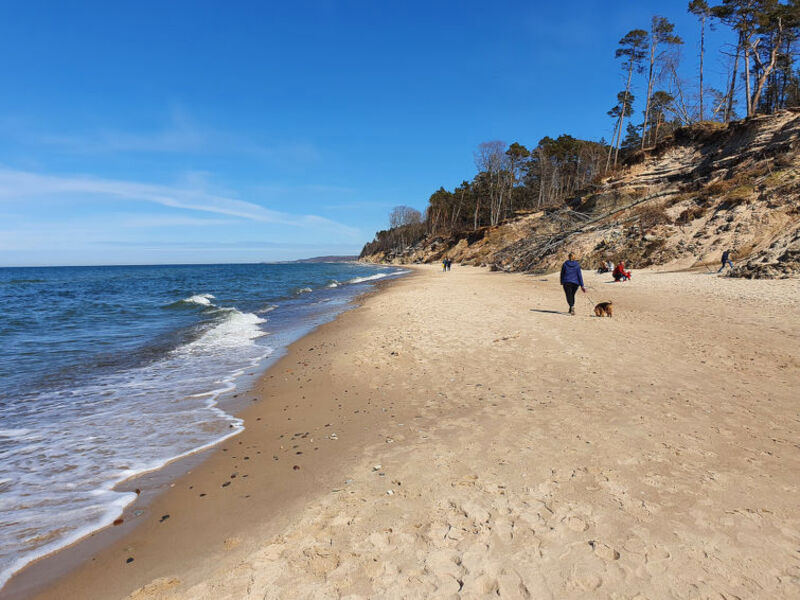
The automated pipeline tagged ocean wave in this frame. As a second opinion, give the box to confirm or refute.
[327,280,340,288]
[346,273,391,284]
[177,309,266,353]
[164,293,216,309]
[0,306,270,589]
[0,428,32,439]
[256,304,278,314]
[296,287,313,294]
[182,293,216,306]
[2,279,47,285]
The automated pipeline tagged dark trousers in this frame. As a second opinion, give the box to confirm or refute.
[563,283,579,308]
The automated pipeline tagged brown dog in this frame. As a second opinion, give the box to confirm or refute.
[594,302,613,317]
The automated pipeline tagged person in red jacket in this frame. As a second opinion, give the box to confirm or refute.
[613,261,631,282]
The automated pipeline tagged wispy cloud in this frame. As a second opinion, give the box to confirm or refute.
[5,108,323,166]
[0,167,360,238]
[40,130,322,165]
[117,215,237,228]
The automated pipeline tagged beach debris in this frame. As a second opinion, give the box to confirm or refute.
[134,510,144,517]
[345,479,353,485]
[222,481,231,487]
[159,514,170,523]
[329,433,338,440]
[113,518,124,526]
[126,557,134,564]
[134,488,141,495]
[293,465,301,471]
[386,490,394,496]
[372,465,382,472]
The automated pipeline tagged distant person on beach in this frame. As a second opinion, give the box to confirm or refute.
[442,259,447,272]
[718,249,734,272]
[613,261,631,282]
[560,253,585,315]
[446,258,452,271]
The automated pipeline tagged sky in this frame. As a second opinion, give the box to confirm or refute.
[0,0,737,266]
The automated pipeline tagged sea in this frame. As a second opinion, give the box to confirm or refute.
[0,262,405,589]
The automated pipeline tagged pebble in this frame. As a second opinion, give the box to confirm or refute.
[372,465,382,471]
[386,490,394,496]
[126,557,134,564]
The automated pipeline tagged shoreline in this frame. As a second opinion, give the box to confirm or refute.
[1,274,408,600]
[7,264,800,599]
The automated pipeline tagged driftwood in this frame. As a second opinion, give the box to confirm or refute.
[495,190,681,272]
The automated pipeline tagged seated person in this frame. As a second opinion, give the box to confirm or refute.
[613,261,631,282]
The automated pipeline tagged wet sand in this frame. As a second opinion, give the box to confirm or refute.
[10,265,800,599]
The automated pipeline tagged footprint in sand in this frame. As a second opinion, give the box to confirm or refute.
[566,515,589,532]
[589,540,620,561]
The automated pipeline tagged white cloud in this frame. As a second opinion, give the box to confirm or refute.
[0,167,361,238]
[29,109,322,165]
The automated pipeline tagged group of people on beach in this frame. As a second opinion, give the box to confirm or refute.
[597,259,631,281]
[442,258,452,271]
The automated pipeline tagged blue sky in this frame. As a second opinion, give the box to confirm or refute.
[0,1,736,266]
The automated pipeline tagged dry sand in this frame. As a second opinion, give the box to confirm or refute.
[14,265,800,599]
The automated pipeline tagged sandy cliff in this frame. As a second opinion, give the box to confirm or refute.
[362,109,800,278]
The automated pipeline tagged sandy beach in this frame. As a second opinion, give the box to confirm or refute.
[11,264,800,600]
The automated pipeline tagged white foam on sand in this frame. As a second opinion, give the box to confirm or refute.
[0,307,271,590]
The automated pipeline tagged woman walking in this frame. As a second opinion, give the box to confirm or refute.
[560,253,585,315]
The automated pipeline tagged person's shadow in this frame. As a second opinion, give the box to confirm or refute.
[529,309,565,315]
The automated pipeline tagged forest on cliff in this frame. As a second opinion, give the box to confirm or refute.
[362,1,800,259]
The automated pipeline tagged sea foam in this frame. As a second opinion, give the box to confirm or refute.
[0,306,269,589]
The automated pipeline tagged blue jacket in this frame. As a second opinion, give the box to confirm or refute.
[560,260,584,287]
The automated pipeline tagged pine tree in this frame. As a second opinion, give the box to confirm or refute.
[607,29,648,170]
[641,17,682,148]
[689,1,713,120]
[606,91,636,171]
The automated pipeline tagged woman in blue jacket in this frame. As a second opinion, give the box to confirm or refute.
[560,253,586,315]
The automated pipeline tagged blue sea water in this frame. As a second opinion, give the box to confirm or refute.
[0,262,404,588]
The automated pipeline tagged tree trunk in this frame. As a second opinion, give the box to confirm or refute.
[699,15,705,121]
[655,113,663,143]
[614,61,634,166]
[751,22,783,115]
[642,39,656,149]
[744,43,752,116]
[725,37,741,122]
